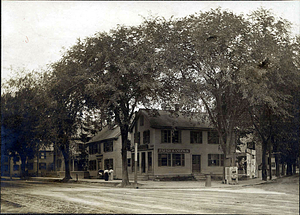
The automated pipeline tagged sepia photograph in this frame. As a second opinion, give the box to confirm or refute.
[1,1,299,214]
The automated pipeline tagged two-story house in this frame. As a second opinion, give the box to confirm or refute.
[129,109,224,180]
[87,125,131,179]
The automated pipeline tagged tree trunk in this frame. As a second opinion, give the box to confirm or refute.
[268,143,272,180]
[61,142,72,181]
[286,162,292,175]
[120,125,130,187]
[275,154,280,177]
[262,141,268,181]
[281,163,285,176]
[20,155,27,179]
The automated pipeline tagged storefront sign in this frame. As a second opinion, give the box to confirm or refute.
[158,149,190,153]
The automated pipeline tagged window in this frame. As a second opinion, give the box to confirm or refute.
[140,115,144,126]
[134,132,140,145]
[172,154,185,166]
[28,162,34,170]
[172,130,181,143]
[148,152,153,172]
[104,159,113,170]
[208,154,224,166]
[127,158,131,167]
[208,131,219,144]
[161,130,181,143]
[89,160,96,171]
[104,140,113,152]
[97,143,101,154]
[143,130,150,144]
[3,165,9,172]
[158,153,171,166]
[39,152,46,159]
[4,156,9,163]
[39,163,46,170]
[13,165,19,171]
[190,131,202,144]
[57,159,62,169]
[158,153,185,167]
[161,130,171,143]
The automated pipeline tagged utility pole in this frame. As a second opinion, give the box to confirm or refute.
[134,142,138,188]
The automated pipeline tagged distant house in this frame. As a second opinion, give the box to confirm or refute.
[87,125,131,179]
[129,109,224,180]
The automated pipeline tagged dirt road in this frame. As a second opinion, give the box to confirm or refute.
[1,177,299,214]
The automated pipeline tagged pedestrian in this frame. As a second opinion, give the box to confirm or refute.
[109,168,114,181]
[104,169,109,181]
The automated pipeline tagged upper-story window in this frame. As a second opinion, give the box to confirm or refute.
[104,140,113,152]
[143,130,150,144]
[140,115,144,126]
[190,131,202,144]
[134,132,140,145]
[39,152,46,159]
[161,130,181,143]
[208,131,219,144]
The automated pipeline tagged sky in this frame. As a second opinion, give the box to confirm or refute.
[2,1,300,83]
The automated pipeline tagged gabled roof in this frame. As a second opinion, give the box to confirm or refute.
[87,125,120,144]
[133,109,212,130]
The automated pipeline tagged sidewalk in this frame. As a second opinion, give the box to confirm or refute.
[2,176,269,189]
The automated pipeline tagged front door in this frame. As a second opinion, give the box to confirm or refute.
[192,155,201,173]
[141,152,146,173]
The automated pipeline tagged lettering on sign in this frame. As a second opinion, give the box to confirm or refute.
[158,149,190,153]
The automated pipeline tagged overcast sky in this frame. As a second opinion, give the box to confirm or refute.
[2,1,300,83]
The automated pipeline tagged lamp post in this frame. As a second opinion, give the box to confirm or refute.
[134,142,138,188]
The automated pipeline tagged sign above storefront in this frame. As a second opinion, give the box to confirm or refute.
[158,149,190,153]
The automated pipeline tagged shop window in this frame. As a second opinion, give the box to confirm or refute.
[104,140,113,152]
[208,131,219,144]
[104,159,113,170]
[190,131,202,144]
[89,160,96,171]
[208,154,224,166]
[172,154,185,167]
[143,130,150,144]
[39,163,46,170]
[158,153,171,166]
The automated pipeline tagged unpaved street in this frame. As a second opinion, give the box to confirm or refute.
[1,178,299,214]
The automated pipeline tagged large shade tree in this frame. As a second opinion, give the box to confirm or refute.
[145,8,299,180]
[51,24,161,186]
[1,71,48,178]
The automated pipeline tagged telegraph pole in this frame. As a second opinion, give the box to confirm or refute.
[134,142,138,188]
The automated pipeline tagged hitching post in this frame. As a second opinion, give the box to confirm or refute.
[134,142,138,188]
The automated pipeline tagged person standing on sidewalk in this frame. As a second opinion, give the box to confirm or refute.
[109,168,114,181]
[104,169,109,181]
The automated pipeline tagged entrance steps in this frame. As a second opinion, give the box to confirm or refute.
[192,173,206,181]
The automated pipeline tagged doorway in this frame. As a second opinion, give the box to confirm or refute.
[192,155,201,173]
[141,152,146,173]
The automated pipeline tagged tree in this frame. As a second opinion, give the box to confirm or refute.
[41,44,104,181]
[72,24,161,187]
[1,70,47,178]
[146,9,253,180]
[144,8,299,181]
